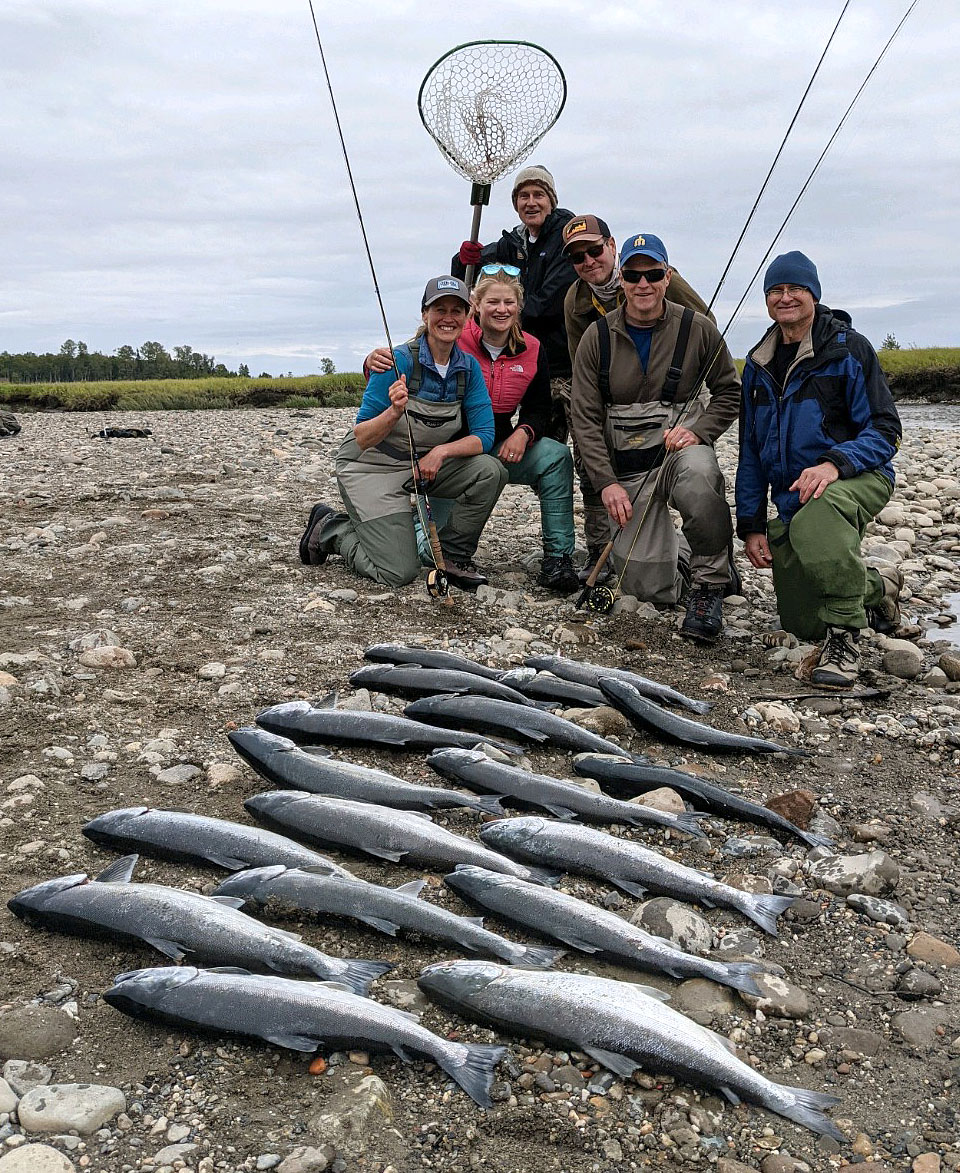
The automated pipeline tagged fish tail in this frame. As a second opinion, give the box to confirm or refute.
[720,962,765,997]
[439,1042,507,1107]
[513,944,565,969]
[336,958,394,996]
[471,794,506,816]
[683,699,713,715]
[743,893,795,936]
[799,829,833,848]
[771,1082,843,1140]
[674,812,707,839]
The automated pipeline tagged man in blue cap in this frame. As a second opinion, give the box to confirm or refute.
[736,251,903,686]
[570,233,741,640]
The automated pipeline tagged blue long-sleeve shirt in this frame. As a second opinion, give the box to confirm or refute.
[736,305,901,535]
[356,336,495,452]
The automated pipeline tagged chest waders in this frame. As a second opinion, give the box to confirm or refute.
[336,345,466,594]
[586,309,703,608]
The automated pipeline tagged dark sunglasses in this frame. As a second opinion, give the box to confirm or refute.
[621,267,667,285]
[566,243,607,265]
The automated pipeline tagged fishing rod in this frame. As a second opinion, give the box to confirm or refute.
[577,0,919,616]
[307,0,450,601]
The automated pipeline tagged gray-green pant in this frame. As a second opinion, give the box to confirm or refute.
[768,469,893,640]
[330,452,507,589]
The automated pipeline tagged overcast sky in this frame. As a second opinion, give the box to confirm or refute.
[2,0,954,376]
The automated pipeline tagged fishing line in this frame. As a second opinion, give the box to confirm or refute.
[306,0,448,597]
[706,0,850,314]
[579,0,920,615]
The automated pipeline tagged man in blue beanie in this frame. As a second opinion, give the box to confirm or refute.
[735,251,903,686]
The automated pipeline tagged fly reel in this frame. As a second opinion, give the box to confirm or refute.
[582,583,616,615]
[426,567,450,599]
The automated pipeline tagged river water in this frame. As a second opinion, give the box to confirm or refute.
[898,403,960,431]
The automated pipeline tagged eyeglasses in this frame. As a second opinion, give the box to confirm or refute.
[480,263,521,278]
[765,285,808,300]
[567,243,607,265]
[621,268,667,285]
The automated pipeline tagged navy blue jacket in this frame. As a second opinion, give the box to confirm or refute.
[735,305,901,536]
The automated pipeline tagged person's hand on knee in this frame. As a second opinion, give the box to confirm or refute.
[790,461,838,504]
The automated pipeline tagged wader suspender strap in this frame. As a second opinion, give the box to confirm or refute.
[596,307,695,407]
[405,341,466,397]
[660,307,695,405]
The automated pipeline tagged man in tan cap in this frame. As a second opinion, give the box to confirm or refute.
[561,214,712,583]
[452,165,576,383]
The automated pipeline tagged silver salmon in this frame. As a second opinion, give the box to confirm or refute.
[363,643,505,681]
[417,961,842,1138]
[106,965,505,1106]
[523,655,713,714]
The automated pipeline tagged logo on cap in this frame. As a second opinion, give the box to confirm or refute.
[633,235,646,247]
[436,279,460,290]
[568,220,587,235]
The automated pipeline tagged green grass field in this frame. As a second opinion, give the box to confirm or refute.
[1,347,958,412]
[0,372,366,412]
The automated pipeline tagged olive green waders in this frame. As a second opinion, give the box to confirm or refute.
[767,469,893,641]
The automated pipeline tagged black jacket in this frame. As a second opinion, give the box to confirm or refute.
[452,207,577,378]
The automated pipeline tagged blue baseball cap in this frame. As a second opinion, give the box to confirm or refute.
[619,233,669,267]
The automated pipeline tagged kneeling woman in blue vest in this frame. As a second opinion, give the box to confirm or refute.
[299,276,506,591]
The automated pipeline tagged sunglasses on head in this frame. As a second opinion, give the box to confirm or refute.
[567,243,607,265]
[621,267,667,285]
[480,263,521,278]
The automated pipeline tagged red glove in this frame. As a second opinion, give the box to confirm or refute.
[458,240,483,267]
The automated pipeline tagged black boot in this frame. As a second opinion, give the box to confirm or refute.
[681,587,724,642]
[298,503,344,565]
[539,553,580,594]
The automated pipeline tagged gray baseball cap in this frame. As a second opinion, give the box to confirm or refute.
[422,275,470,309]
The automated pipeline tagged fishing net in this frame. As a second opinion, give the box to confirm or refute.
[418,41,566,185]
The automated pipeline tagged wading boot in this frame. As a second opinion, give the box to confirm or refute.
[539,553,580,594]
[578,546,613,586]
[299,503,345,565]
[867,564,903,634]
[811,625,861,688]
[681,587,724,643]
[443,558,488,592]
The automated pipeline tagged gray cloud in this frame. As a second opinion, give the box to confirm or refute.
[1,0,954,373]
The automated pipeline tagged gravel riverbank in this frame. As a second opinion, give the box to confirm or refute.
[1,408,959,1173]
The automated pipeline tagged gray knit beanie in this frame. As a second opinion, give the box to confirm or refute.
[511,165,558,211]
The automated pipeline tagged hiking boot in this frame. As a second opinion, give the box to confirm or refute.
[681,586,724,642]
[867,564,903,634]
[578,545,613,585]
[811,625,861,688]
[443,558,488,592]
[539,553,580,594]
[723,548,743,598]
[298,503,344,565]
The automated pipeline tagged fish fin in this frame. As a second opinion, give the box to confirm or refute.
[337,958,394,996]
[626,984,671,1002]
[513,726,551,743]
[719,1085,741,1105]
[526,867,563,888]
[367,847,408,863]
[300,864,340,876]
[209,895,247,909]
[771,1081,844,1141]
[582,1047,639,1080]
[744,893,795,936]
[557,935,602,954]
[405,811,434,821]
[211,854,256,872]
[627,752,652,765]
[710,1030,739,1055]
[513,945,565,969]
[471,795,506,816]
[357,915,400,936]
[459,916,485,927]
[611,879,647,898]
[436,1042,506,1108]
[395,879,427,897]
[266,1032,320,1052]
[94,855,138,883]
[312,691,338,709]
[302,746,334,759]
[720,962,764,997]
[543,804,577,820]
[144,937,186,961]
[207,966,256,975]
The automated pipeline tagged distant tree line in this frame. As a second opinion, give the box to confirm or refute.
[0,340,337,383]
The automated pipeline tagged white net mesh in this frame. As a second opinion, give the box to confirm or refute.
[418,41,566,184]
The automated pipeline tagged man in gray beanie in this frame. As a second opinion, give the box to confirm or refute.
[736,251,903,687]
[452,165,576,384]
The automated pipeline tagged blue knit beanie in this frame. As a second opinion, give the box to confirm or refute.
[763,251,821,300]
